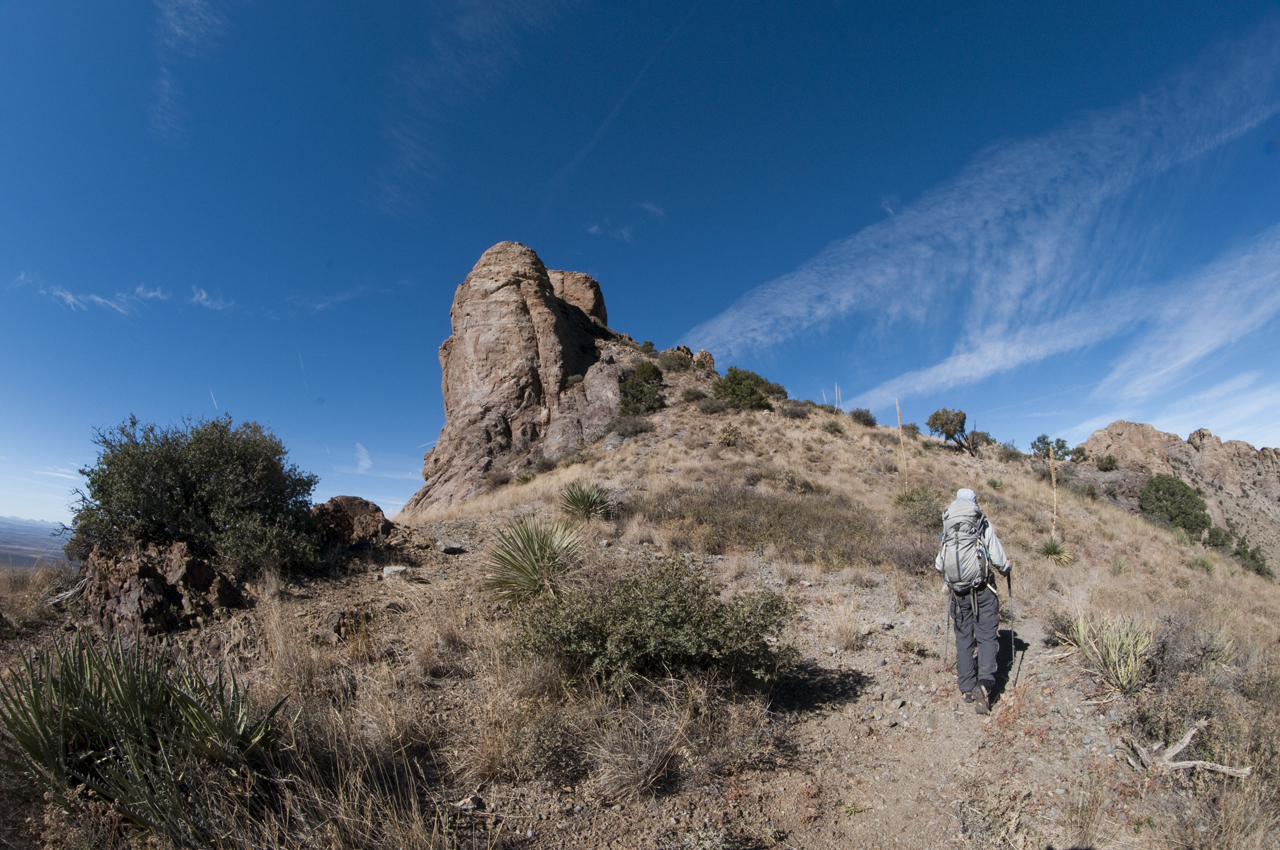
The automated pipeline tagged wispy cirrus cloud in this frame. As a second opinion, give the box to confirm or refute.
[33,469,80,481]
[685,17,1280,402]
[150,0,228,141]
[16,273,169,315]
[377,0,581,212]
[190,286,232,310]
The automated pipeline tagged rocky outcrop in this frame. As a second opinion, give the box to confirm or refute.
[1082,421,1280,566]
[398,242,627,520]
[693,349,715,371]
[84,542,243,635]
[312,496,393,554]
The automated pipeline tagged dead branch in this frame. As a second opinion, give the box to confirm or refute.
[1129,719,1253,778]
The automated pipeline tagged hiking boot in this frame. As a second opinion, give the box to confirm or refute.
[962,691,975,703]
[974,687,990,715]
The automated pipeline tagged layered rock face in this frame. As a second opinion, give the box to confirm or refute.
[398,242,624,520]
[1083,420,1280,566]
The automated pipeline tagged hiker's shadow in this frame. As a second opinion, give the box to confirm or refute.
[770,662,871,714]
[992,628,1031,703]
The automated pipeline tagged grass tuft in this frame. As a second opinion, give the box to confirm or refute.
[1038,537,1076,567]
[560,480,617,521]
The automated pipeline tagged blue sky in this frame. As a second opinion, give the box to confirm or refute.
[3,1,1280,523]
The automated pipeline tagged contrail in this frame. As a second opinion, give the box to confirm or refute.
[209,387,218,410]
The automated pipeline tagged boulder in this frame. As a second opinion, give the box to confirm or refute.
[312,495,393,553]
[693,349,715,371]
[84,542,243,635]
[398,242,626,520]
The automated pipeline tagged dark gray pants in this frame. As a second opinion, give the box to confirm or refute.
[951,585,999,694]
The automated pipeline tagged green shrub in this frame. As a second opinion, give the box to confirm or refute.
[561,481,616,521]
[901,422,920,440]
[848,408,876,427]
[1096,454,1119,472]
[639,340,656,353]
[775,400,810,419]
[619,362,666,415]
[483,517,582,603]
[821,420,845,435]
[892,486,944,531]
[963,430,993,455]
[65,415,318,578]
[657,352,692,372]
[1204,525,1234,550]
[1030,434,1070,459]
[996,441,1022,462]
[696,397,729,415]
[518,558,795,693]
[986,477,1002,491]
[1189,556,1214,575]
[608,415,656,437]
[1233,535,1272,579]
[1140,473,1211,539]
[926,408,972,454]
[0,632,286,846]
[711,367,784,411]
[681,387,707,403]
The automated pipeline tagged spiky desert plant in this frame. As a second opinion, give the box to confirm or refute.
[483,516,581,603]
[1057,611,1153,695]
[561,480,616,521]
[0,632,285,845]
[1039,537,1075,567]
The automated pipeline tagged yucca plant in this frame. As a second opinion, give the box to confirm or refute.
[1057,611,1153,695]
[1039,537,1075,567]
[483,517,582,603]
[560,480,616,520]
[0,633,286,847]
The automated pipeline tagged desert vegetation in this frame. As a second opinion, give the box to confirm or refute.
[3,363,1280,850]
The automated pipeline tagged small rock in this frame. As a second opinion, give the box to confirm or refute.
[861,724,874,737]
[925,714,938,729]
[877,658,888,666]
[437,541,467,555]
[1082,735,1092,745]
[382,566,412,580]
[892,699,907,709]
[601,539,612,548]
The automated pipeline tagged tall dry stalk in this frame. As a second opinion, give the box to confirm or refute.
[895,398,906,470]
[1050,444,1059,540]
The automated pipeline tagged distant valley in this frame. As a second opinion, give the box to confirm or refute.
[0,516,72,568]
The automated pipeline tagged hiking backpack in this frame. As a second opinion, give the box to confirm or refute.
[938,506,990,593]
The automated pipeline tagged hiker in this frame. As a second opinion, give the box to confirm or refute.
[935,488,1012,715]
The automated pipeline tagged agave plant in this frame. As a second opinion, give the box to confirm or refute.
[483,516,582,603]
[560,480,616,521]
[0,633,286,846]
[1058,611,1153,695]
[1038,537,1075,567]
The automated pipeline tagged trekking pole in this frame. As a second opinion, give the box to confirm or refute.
[1006,565,1024,687]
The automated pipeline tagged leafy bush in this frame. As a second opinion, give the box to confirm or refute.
[483,517,582,603]
[1140,473,1211,539]
[986,477,1002,491]
[892,486,944,531]
[608,415,656,437]
[561,481,616,521]
[926,408,973,454]
[518,558,795,693]
[1233,535,1272,579]
[1097,454,1119,472]
[901,422,920,440]
[1030,434,1069,459]
[639,340,656,353]
[0,632,286,846]
[657,352,693,372]
[821,420,845,436]
[848,408,876,427]
[963,430,994,456]
[1204,525,1234,550]
[696,397,729,415]
[681,387,707,403]
[711,367,784,411]
[715,424,743,447]
[66,415,318,578]
[996,441,1022,462]
[619,362,666,415]
[775,400,810,419]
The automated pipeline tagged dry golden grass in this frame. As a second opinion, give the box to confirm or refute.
[0,564,75,629]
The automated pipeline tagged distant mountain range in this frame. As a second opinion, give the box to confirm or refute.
[0,516,72,568]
